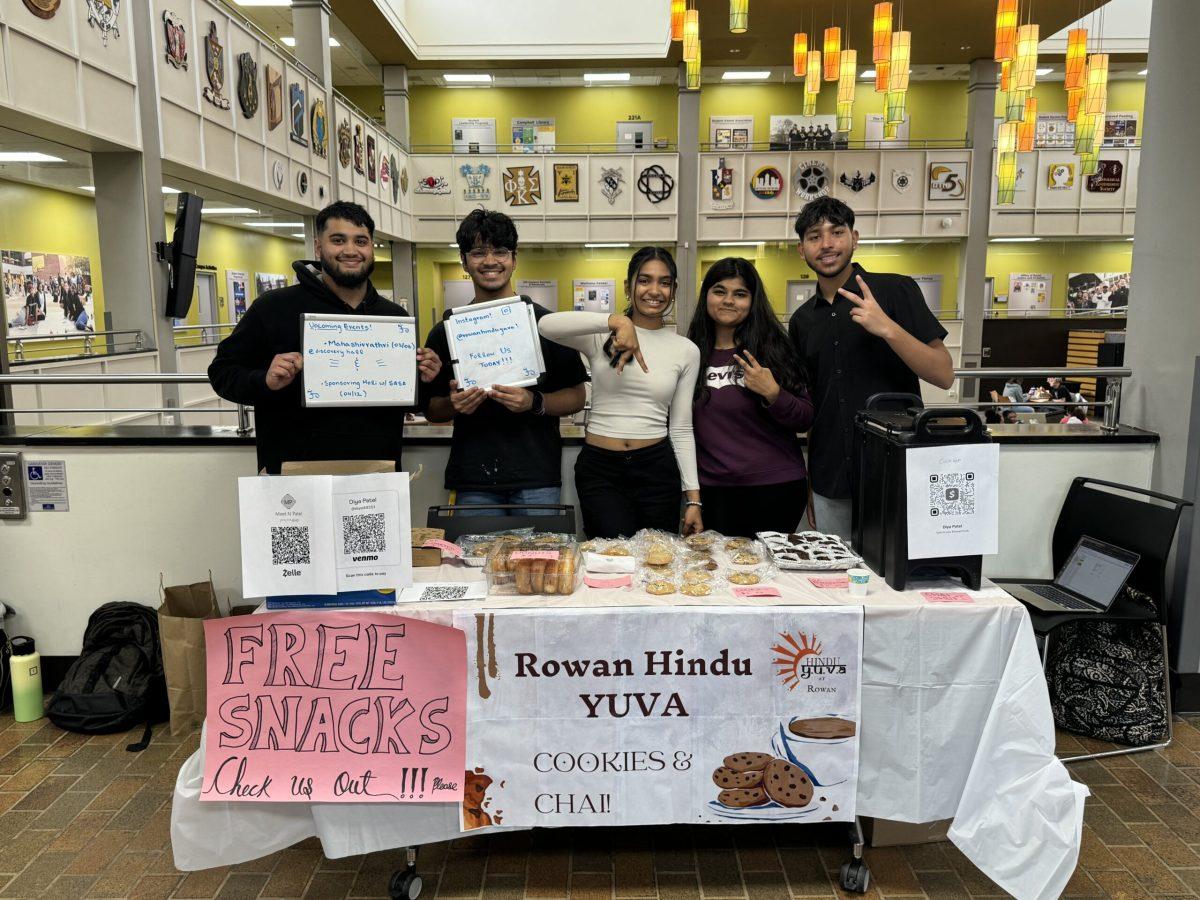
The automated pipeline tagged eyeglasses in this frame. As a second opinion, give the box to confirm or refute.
[465,248,513,262]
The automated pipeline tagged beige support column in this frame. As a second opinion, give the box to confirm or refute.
[956,58,998,403]
[290,0,332,89]
[383,66,411,146]
[1122,0,1200,673]
[674,63,701,333]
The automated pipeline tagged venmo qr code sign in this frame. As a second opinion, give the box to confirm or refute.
[905,445,999,560]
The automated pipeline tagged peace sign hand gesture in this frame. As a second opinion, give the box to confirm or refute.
[732,351,780,405]
[838,275,898,341]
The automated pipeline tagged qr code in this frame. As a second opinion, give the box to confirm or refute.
[421,584,472,601]
[271,526,311,565]
[342,513,387,555]
[928,472,975,517]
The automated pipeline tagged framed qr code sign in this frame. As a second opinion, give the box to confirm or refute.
[903,444,999,560]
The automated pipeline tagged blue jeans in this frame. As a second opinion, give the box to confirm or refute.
[454,486,562,518]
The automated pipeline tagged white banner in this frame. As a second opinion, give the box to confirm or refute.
[455,607,863,829]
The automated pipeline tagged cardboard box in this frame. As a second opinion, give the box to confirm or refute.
[412,527,446,568]
[862,817,951,847]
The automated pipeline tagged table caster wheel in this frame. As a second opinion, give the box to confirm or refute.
[388,869,423,899]
[839,860,871,893]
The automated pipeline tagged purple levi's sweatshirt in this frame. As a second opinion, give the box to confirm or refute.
[693,348,815,487]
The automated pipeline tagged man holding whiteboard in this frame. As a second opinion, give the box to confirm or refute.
[209,201,441,474]
[423,210,587,514]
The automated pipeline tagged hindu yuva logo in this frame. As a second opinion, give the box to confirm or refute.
[771,632,847,690]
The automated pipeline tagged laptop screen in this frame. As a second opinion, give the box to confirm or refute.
[1054,536,1140,607]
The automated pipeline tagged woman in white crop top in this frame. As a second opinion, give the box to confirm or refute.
[540,247,703,538]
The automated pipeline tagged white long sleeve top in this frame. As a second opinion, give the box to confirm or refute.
[539,311,701,491]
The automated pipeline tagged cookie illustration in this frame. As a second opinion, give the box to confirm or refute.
[718,787,769,808]
[463,770,493,828]
[788,717,857,739]
[762,758,814,808]
[712,766,763,789]
[723,751,773,773]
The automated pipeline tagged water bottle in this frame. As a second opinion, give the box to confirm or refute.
[10,636,43,723]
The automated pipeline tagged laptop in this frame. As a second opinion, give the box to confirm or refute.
[1003,536,1141,614]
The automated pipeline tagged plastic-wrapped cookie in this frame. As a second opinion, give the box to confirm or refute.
[728,571,761,586]
[603,543,632,557]
[645,547,674,567]
[646,579,676,596]
[682,568,713,584]
[685,532,717,550]
[731,551,762,566]
[680,582,712,597]
[725,537,753,551]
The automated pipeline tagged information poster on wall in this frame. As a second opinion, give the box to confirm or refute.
[905,443,1000,559]
[452,117,497,153]
[710,115,754,149]
[255,273,288,298]
[1036,111,1139,149]
[202,611,466,804]
[911,274,946,317]
[301,313,417,407]
[227,270,249,320]
[2,250,95,336]
[443,279,477,312]
[769,115,839,149]
[1008,273,1052,316]
[573,279,615,313]
[512,118,556,153]
[455,606,863,828]
[865,114,911,147]
[446,296,546,390]
[1067,272,1130,313]
[517,279,559,311]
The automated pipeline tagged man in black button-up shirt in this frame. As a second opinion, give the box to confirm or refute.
[787,197,954,538]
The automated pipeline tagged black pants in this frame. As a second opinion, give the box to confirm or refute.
[574,440,682,538]
[699,479,809,538]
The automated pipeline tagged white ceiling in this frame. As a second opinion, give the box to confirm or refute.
[233,4,382,86]
[1042,0,1153,54]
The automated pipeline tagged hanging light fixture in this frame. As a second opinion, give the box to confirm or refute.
[1084,53,1109,116]
[1074,109,1098,155]
[994,0,1018,62]
[887,30,910,91]
[875,60,890,93]
[1067,88,1084,123]
[1014,23,1039,92]
[837,48,857,132]
[670,0,686,41]
[1017,96,1037,152]
[804,50,822,115]
[1005,89,1028,122]
[1000,58,1012,92]
[823,27,841,80]
[687,39,702,90]
[872,4,892,93]
[729,0,748,34]
[794,33,808,78]
[996,120,1018,205]
[683,8,700,62]
[1065,28,1088,91]
[885,90,906,127]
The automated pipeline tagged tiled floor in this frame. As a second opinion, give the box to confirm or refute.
[0,714,1199,898]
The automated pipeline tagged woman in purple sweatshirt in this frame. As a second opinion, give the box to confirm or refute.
[686,257,815,537]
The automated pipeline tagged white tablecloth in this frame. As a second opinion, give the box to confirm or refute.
[171,566,1087,900]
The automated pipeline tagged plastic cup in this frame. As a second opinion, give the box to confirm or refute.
[847,568,871,597]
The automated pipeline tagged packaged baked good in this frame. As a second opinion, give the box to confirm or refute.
[634,528,683,569]
[756,530,863,571]
[485,542,580,596]
[684,530,722,552]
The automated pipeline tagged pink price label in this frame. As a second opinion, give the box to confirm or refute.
[808,576,849,589]
[585,574,633,589]
[922,591,974,604]
[510,550,561,561]
[422,539,463,557]
[733,586,783,599]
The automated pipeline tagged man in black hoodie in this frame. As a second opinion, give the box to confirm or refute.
[208,201,441,473]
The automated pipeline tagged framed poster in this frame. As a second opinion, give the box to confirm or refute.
[517,279,558,311]
[769,115,837,150]
[911,274,945,316]
[865,114,910,148]
[511,118,556,153]
[452,117,497,153]
[443,278,477,312]
[255,272,288,297]
[226,270,249,320]
[573,279,615,313]
[709,116,754,150]
[2,250,95,336]
[1007,273,1052,316]
[1067,272,1130,312]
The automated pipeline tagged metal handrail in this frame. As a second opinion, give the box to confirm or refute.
[6,329,142,344]
[955,367,1130,379]
[699,139,968,151]
[5,329,146,362]
[172,324,233,331]
[987,306,1128,318]
[410,142,677,154]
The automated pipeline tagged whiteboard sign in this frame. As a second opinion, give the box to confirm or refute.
[446,296,546,390]
[302,313,417,407]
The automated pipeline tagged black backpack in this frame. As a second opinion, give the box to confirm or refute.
[47,602,169,751]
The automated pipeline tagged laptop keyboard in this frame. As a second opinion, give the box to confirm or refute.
[1028,584,1095,610]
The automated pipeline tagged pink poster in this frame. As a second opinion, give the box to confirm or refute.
[202,612,467,804]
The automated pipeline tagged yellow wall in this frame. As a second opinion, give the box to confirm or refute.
[408,85,680,149]
[337,86,385,122]
[993,78,1145,118]
[701,80,970,145]
[986,240,1133,314]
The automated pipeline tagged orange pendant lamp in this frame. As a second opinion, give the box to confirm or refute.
[682,8,700,62]
[670,0,686,41]
[875,60,890,93]
[994,0,1018,61]
[794,32,808,78]
[1000,58,1012,92]
[729,0,748,34]
[823,27,842,81]
[804,50,822,115]
[836,49,857,133]
[1017,96,1037,152]
[1065,28,1088,91]
[1067,88,1084,123]
[873,3,892,93]
[1014,23,1039,92]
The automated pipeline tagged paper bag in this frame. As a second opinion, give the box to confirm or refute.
[158,574,221,736]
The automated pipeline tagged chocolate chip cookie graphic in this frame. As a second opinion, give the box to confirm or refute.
[722,752,773,773]
[717,787,769,808]
[762,758,814,808]
[712,766,764,789]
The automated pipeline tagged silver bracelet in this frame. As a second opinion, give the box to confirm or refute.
[685,500,703,508]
